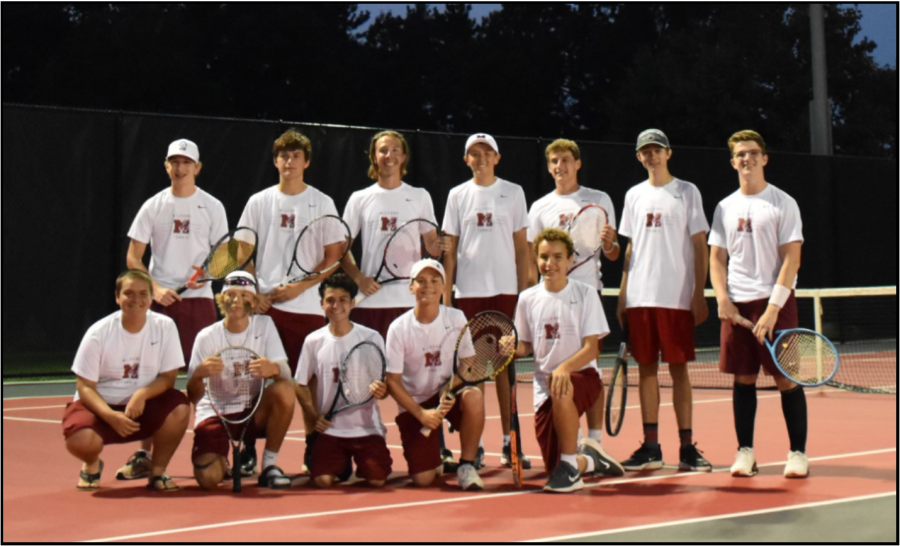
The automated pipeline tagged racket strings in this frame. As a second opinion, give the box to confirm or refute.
[773,332,838,383]
[296,217,350,274]
[458,315,516,382]
[384,221,441,278]
[208,348,262,418]
[570,207,607,256]
[207,234,255,278]
[340,345,384,405]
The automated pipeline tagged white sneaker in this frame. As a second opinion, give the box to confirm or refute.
[457,463,484,491]
[730,447,758,477]
[784,451,809,478]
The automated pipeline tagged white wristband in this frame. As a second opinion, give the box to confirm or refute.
[768,284,791,308]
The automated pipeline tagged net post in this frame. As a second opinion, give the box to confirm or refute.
[814,295,824,382]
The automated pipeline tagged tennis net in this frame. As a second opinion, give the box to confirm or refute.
[514,286,896,394]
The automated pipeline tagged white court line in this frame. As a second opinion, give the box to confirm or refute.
[2,416,61,424]
[3,404,67,412]
[2,394,74,401]
[84,447,897,543]
[525,491,898,543]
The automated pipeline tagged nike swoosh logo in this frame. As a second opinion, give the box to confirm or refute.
[151,341,160,345]
[500,195,509,198]
[197,206,207,209]
[309,204,317,208]
[599,459,610,469]
[406,199,414,202]
[566,474,579,484]
[255,334,262,340]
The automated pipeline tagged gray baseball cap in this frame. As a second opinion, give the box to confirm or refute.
[635,129,670,151]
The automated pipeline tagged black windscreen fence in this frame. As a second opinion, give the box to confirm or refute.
[3,103,896,377]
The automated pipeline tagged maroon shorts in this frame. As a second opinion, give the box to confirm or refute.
[534,367,601,473]
[152,298,217,366]
[455,294,518,320]
[191,414,259,460]
[265,307,326,375]
[626,307,695,365]
[351,307,409,341]
[62,389,188,444]
[310,433,393,481]
[396,391,465,476]
[720,292,799,377]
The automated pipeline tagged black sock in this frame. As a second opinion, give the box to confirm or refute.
[733,383,757,449]
[643,423,659,447]
[458,459,474,468]
[780,386,808,453]
[678,429,693,448]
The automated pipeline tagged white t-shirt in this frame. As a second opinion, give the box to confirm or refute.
[343,182,438,309]
[527,187,618,289]
[127,187,228,299]
[294,323,387,438]
[515,280,609,412]
[188,315,289,425]
[238,185,339,315]
[442,178,529,298]
[385,306,468,413]
[618,179,709,310]
[71,311,184,405]
[708,184,804,302]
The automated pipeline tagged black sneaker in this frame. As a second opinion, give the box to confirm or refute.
[621,443,664,471]
[441,448,458,473]
[679,443,713,472]
[543,461,583,493]
[240,445,257,476]
[500,444,533,470]
[578,438,624,477]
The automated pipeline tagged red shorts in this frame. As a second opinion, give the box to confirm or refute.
[265,307,326,375]
[720,292,799,377]
[534,367,601,473]
[152,298,217,366]
[191,414,260,460]
[395,391,465,476]
[62,389,188,444]
[351,307,409,341]
[455,294,518,320]
[310,433,393,481]
[626,307,695,365]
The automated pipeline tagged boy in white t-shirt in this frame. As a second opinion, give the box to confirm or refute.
[709,130,808,479]
[386,259,486,491]
[340,130,442,339]
[442,133,532,470]
[527,139,621,459]
[121,139,228,480]
[187,271,295,490]
[295,273,393,488]
[62,270,190,492]
[617,129,712,473]
[237,129,343,473]
[514,229,623,493]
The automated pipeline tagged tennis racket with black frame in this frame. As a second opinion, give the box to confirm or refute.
[507,356,523,488]
[175,227,257,294]
[742,325,840,387]
[606,324,629,437]
[567,204,609,273]
[323,341,387,422]
[204,346,265,493]
[420,311,518,437]
[357,218,443,302]
[280,215,352,286]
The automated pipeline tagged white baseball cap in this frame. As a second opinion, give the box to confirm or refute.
[221,271,257,294]
[409,258,445,283]
[464,133,499,155]
[166,139,200,162]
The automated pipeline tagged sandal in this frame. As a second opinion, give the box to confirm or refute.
[77,460,104,491]
[146,474,180,492]
[257,465,291,489]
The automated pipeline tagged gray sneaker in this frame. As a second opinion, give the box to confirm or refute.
[457,463,484,491]
[543,461,583,493]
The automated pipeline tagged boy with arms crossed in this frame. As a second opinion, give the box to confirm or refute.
[295,273,393,488]
[709,130,808,478]
[513,229,619,493]
[187,272,295,489]
[617,129,712,472]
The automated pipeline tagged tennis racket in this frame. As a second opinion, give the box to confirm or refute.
[605,325,629,437]
[568,204,609,273]
[205,346,265,493]
[743,325,840,387]
[175,227,257,294]
[421,311,518,437]
[281,215,352,286]
[357,219,442,302]
[507,357,523,488]
[324,341,387,421]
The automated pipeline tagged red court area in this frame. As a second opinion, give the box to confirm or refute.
[3,385,896,542]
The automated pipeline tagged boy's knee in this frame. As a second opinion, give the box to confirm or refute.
[314,475,335,488]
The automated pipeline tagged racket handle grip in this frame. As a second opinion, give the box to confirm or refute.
[233,445,242,493]
[176,268,204,295]
[174,284,188,295]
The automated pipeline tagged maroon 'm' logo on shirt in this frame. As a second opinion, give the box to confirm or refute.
[332,367,340,383]
[544,323,560,340]
[381,217,398,231]
[559,213,574,229]
[173,220,190,234]
[122,363,140,379]
[424,351,441,367]
[646,213,662,227]
[281,214,295,229]
[477,213,493,227]
[737,218,753,233]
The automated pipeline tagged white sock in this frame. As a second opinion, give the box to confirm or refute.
[503,435,511,447]
[262,449,278,471]
[588,429,603,444]
[583,455,595,474]
[479,439,484,449]
[560,453,578,470]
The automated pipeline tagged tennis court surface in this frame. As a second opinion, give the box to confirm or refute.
[3,381,895,543]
